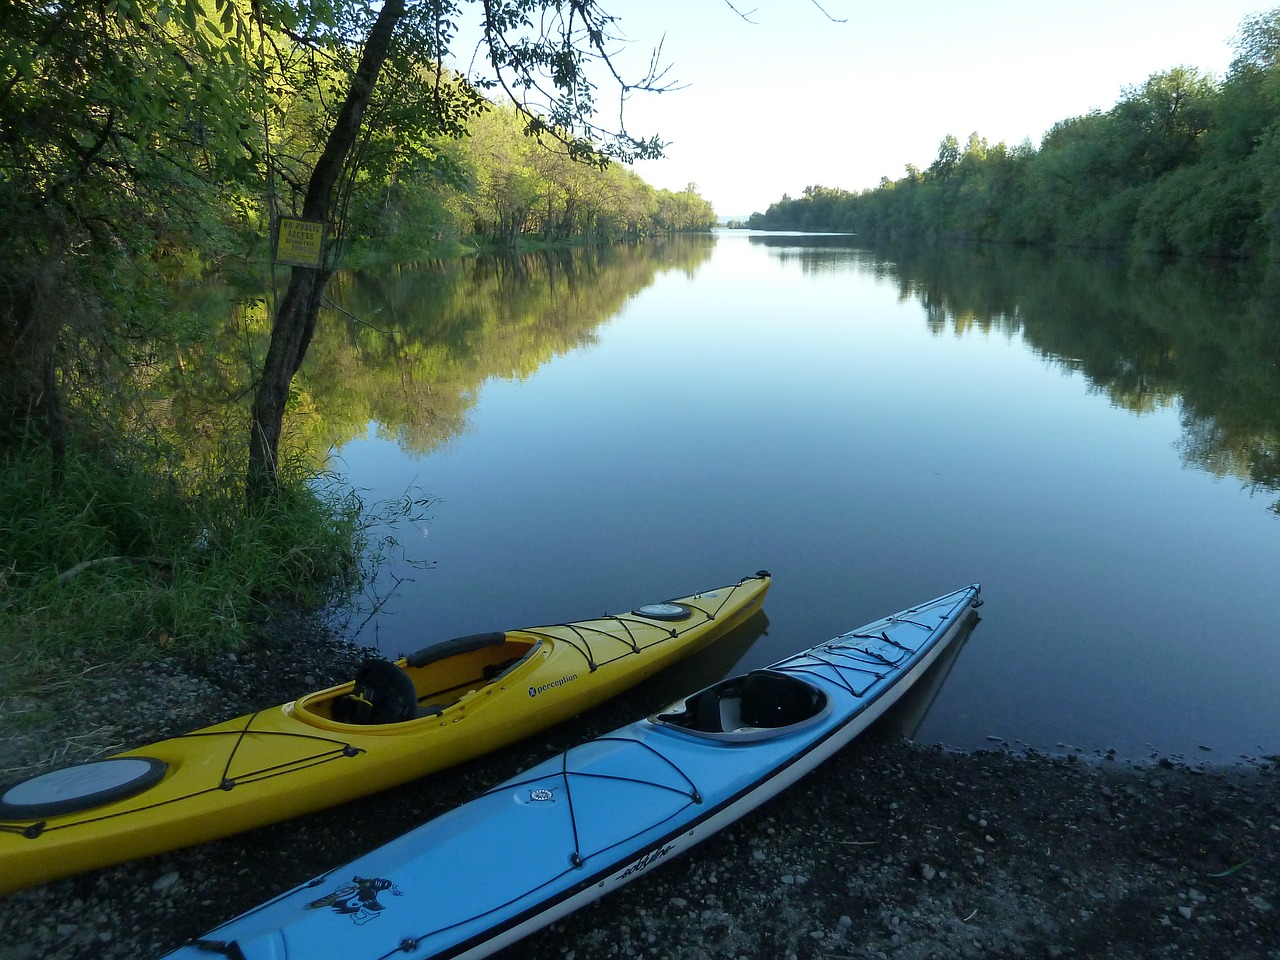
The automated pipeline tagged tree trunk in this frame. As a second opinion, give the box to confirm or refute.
[246,0,406,506]
[247,265,329,498]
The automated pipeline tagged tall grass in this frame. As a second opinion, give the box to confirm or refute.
[0,446,365,681]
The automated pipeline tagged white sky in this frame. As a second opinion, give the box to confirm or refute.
[531,0,1270,217]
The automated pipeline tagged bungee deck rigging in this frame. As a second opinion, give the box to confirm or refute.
[0,572,771,894]
[516,582,753,670]
[158,582,981,960]
[3,719,366,841]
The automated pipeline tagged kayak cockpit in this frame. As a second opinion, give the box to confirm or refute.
[293,636,541,729]
[652,670,830,742]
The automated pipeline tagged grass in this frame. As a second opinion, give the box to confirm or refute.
[0,444,367,688]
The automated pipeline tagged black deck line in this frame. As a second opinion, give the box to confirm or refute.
[410,606,975,960]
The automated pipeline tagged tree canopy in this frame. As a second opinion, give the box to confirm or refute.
[0,0,712,494]
[747,7,1280,264]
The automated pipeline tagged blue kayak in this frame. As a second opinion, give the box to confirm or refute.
[162,583,982,960]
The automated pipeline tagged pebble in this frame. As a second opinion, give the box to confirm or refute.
[152,871,181,893]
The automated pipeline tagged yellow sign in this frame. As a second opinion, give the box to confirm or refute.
[275,217,326,267]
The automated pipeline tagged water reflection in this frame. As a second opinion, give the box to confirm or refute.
[865,610,982,745]
[172,236,1279,520]
[236,232,1280,757]
[744,237,1280,513]
[306,238,716,457]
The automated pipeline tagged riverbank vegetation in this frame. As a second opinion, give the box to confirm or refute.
[0,1,704,673]
[0,449,363,672]
[748,8,1280,262]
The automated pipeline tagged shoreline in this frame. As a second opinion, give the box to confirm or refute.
[1,618,1276,960]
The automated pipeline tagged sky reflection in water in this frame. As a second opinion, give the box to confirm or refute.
[328,233,1280,761]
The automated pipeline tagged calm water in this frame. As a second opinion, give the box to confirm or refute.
[316,233,1280,761]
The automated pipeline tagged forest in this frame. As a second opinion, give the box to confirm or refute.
[0,1,711,671]
[747,8,1280,262]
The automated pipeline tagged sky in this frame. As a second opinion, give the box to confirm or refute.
[467,0,1270,218]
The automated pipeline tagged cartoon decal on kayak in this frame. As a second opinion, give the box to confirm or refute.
[305,877,403,924]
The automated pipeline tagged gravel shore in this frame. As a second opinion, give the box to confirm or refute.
[1,615,1277,960]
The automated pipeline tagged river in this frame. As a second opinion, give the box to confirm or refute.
[304,231,1280,761]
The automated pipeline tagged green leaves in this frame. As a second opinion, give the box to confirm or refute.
[2,0,679,487]
[753,7,1280,261]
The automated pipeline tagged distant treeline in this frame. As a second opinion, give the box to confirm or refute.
[352,103,717,260]
[748,8,1280,261]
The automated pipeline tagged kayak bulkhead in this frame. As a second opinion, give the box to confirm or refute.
[160,583,980,960]
[0,572,771,894]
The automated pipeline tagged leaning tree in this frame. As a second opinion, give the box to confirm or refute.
[242,0,675,503]
[0,0,674,500]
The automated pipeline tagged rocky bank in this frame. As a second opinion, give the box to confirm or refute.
[0,616,1276,960]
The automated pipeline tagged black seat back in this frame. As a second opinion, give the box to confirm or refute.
[333,659,418,724]
[738,671,821,728]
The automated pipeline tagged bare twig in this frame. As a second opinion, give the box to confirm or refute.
[54,555,172,585]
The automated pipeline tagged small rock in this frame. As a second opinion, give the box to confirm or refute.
[919,863,937,881]
[1177,905,1194,920]
[151,871,181,893]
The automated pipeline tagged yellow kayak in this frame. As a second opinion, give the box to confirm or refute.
[0,572,770,893]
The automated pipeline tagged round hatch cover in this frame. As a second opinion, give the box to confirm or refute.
[0,756,167,820]
[633,602,693,621]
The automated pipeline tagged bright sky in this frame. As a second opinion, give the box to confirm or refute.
[559,0,1272,217]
